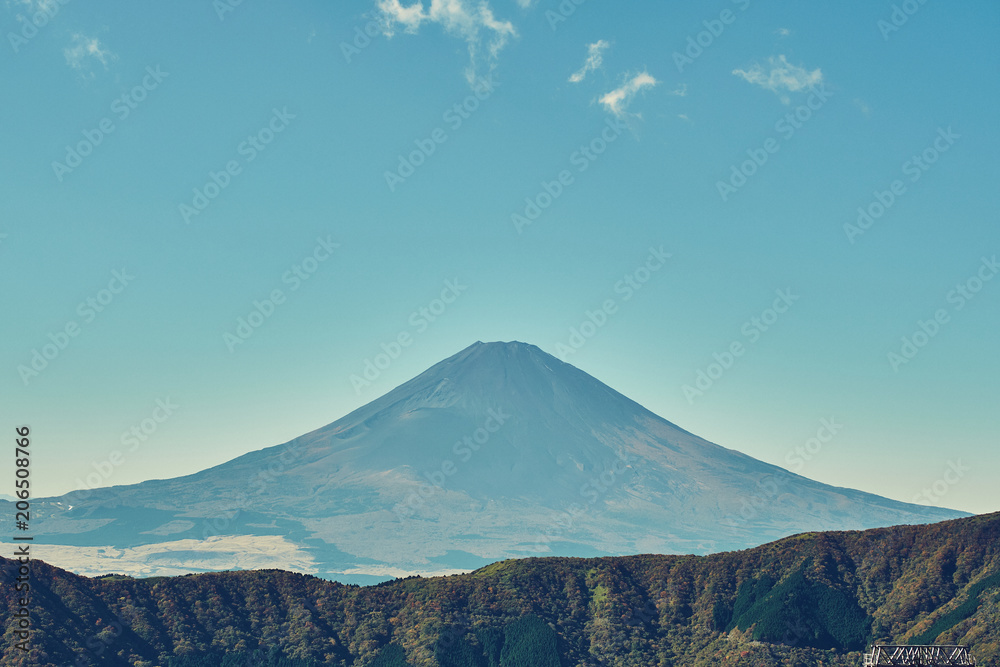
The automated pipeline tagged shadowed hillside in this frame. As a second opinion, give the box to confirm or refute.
[2,512,998,666]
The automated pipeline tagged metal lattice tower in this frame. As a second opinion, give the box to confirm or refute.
[864,645,976,667]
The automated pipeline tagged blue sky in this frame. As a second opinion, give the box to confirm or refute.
[2,0,997,515]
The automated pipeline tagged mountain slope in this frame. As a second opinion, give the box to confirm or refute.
[2,513,999,667]
[15,341,966,579]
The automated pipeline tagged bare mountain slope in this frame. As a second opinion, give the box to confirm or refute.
[17,341,966,581]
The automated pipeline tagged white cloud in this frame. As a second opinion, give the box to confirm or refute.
[732,54,822,102]
[568,40,609,84]
[377,0,425,32]
[599,71,658,117]
[64,34,116,71]
[377,0,517,85]
[775,27,792,37]
[669,83,687,97]
[854,98,871,116]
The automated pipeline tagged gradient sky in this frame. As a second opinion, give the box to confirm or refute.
[2,0,997,516]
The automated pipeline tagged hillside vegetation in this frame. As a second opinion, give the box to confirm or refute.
[2,513,998,666]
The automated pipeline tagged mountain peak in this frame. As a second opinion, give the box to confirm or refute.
[401,339,619,421]
[406,340,567,394]
[460,340,547,361]
[31,341,969,580]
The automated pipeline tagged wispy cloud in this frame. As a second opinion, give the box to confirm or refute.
[775,27,792,37]
[599,71,658,117]
[376,0,517,85]
[64,33,116,71]
[669,83,687,97]
[854,98,871,116]
[568,40,609,83]
[732,54,822,103]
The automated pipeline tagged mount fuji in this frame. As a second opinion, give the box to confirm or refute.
[19,341,966,582]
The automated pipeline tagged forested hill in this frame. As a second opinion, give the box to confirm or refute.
[2,512,999,667]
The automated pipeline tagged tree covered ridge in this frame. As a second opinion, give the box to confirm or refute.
[2,512,999,667]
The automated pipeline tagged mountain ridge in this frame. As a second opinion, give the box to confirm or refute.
[3,512,998,667]
[14,341,968,580]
